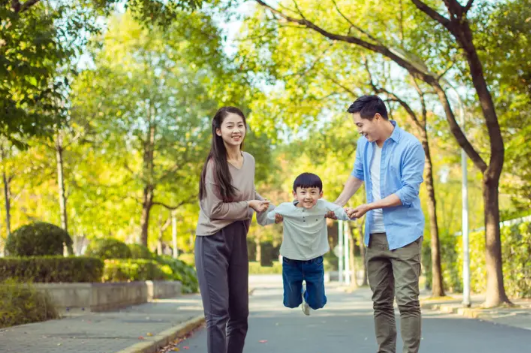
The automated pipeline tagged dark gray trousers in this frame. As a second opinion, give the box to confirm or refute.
[195,221,249,353]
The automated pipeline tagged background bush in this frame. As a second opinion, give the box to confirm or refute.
[249,261,283,275]
[0,257,104,283]
[439,220,531,298]
[128,244,155,260]
[0,256,103,283]
[157,256,199,293]
[178,253,195,266]
[102,259,172,282]
[85,238,132,259]
[6,222,73,257]
[0,279,59,328]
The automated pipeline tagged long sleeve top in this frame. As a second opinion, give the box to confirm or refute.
[266,199,352,260]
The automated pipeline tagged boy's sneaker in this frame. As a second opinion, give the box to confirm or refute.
[301,285,310,316]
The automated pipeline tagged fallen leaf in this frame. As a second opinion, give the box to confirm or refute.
[183,347,189,350]
[138,336,145,340]
[147,332,153,337]
[259,340,267,343]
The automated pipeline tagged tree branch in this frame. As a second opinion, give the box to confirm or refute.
[409,0,452,31]
[463,0,474,14]
[20,0,41,12]
[152,195,195,211]
[330,0,382,45]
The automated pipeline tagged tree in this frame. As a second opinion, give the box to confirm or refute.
[72,12,231,246]
[255,0,511,307]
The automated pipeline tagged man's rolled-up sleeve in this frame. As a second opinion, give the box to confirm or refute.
[351,139,365,181]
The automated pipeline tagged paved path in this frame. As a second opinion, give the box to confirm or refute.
[169,283,531,352]
[0,295,203,353]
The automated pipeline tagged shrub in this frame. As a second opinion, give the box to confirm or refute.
[442,220,531,298]
[0,257,104,283]
[6,222,73,257]
[85,238,131,259]
[156,256,199,293]
[128,244,155,260]
[103,259,172,282]
[178,253,195,266]
[249,261,283,275]
[0,279,59,328]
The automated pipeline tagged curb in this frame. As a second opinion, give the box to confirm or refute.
[114,315,205,353]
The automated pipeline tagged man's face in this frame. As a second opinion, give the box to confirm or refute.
[352,112,383,142]
[293,187,323,209]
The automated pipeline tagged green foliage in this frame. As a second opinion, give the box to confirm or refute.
[102,259,172,282]
[0,279,59,328]
[0,256,104,283]
[249,261,283,275]
[442,220,531,298]
[6,222,73,257]
[128,244,155,260]
[85,238,132,259]
[178,253,195,267]
[156,256,199,293]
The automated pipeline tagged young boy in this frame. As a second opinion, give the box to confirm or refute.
[265,172,353,316]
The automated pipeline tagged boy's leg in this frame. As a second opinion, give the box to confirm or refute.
[282,257,303,308]
[303,256,327,310]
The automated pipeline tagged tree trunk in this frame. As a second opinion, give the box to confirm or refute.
[347,222,358,289]
[140,186,154,247]
[357,217,368,286]
[172,211,178,259]
[419,128,445,297]
[483,176,509,307]
[1,145,11,237]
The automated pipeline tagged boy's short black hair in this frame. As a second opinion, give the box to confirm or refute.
[293,173,323,192]
[347,95,389,120]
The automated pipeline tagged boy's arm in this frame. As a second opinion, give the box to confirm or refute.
[322,200,355,221]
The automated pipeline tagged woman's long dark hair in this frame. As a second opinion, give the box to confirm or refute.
[199,106,247,201]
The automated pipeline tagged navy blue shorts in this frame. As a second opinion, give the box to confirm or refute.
[282,256,327,310]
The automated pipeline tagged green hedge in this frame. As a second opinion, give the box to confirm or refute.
[6,222,73,257]
[439,220,531,298]
[85,238,132,259]
[0,257,104,283]
[128,244,155,260]
[103,259,173,282]
[249,261,283,274]
[0,279,59,328]
[156,256,199,293]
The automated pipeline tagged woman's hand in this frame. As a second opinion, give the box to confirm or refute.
[248,200,270,213]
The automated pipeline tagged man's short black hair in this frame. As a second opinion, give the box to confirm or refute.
[293,173,323,192]
[347,95,389,120]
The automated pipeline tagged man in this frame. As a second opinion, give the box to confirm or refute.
[336,95,425,353]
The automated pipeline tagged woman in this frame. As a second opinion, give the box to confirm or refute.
[196,106,270,353]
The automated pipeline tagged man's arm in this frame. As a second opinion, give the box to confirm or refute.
[334,175,364,207]
[347,142,425,219]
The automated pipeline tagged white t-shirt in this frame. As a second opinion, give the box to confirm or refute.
[370,145,386,233]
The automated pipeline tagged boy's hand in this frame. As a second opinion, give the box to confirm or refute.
[275,214,283,224]
[325,211,337,220]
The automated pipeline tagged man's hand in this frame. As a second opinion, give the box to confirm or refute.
[325,211,337,220]
[348,204,371,218]
[275,214,283,224]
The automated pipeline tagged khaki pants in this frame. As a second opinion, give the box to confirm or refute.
[366,233,422,353]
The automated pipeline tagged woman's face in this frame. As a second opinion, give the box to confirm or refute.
[216,113,246,148]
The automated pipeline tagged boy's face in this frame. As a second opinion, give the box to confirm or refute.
[293,187,323,209]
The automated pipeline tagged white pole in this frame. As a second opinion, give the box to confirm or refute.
[449,87,471,307]
[344,222,350,286]
[172,211,178,259]
[458,99,471,308]
[338,220,344,283]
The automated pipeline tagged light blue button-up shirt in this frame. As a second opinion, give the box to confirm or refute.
[351,121,425,250]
